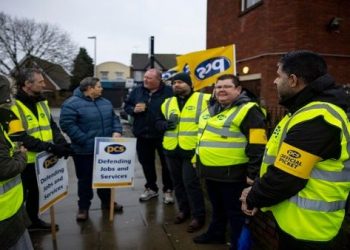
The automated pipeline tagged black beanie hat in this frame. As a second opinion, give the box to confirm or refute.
[172,72,192,87]
[0,75,11,105]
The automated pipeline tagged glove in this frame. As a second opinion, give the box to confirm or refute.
[166,113,178,130]
[47,143,74,159]
[166,120,177,130]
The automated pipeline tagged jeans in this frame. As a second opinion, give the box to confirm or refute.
[136,137,173,192]
[165,155,205,219]
[205,179,246,250]
[73,154,111,210]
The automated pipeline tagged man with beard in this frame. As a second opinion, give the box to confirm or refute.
[157,72,210,232]
[240,50,350,249]
[11,68,72,231]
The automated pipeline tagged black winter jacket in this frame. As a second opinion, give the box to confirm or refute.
[124,83,173,138]
[247,74,350,209]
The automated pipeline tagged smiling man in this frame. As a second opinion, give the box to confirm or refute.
[193,74,267,248]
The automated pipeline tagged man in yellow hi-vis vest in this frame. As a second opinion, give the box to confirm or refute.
[0,74,33,249]
[157,73,210,233]
[193,74,267,248]
[241,51,350,249]
[11,68,73,232]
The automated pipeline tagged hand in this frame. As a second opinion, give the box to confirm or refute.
[239,187,258,216]
[166,120,177,130]
[246,177,254,185]
[134,103,146,113]
[48,143,74,158]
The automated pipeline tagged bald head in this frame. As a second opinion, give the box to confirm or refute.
[143,69,162,92]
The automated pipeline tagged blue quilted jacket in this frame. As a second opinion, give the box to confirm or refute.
[59,88,122,154]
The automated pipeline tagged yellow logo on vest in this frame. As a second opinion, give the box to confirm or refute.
[26,115,33,121]
[186,106,195,111]
[105,144,126,154]
[43,155,59,169]
[40,113,45,118]
[274,142,321,179]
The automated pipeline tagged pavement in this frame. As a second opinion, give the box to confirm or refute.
[29,109,229,250]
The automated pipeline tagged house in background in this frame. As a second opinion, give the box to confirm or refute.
[131,53,177,85]
[13,55,71,107]
[96,61,132,108]
[207,0,350,108]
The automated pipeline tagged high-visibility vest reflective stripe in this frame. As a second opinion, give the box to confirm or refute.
[0,125,24,221]
[11,100,53,163]
[197,102,257,166]
[261,101,350,241]
[162,92,210,150]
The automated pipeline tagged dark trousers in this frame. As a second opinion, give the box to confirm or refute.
[278,226,335,250]
[73,154,111,210]
[136,137,173,192]
[165,155,205,220]
[21,163,40,223]
[205,179,246,250]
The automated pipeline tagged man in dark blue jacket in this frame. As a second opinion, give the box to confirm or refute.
[60,77,123,221]
[124,69,174,203]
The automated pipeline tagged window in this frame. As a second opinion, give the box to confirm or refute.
[115,72,124,80]
[100,71,109,80]
[241,0,262,12]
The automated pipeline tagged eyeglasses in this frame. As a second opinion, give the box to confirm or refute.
[215,85,235,90]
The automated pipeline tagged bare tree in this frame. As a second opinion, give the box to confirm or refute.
[0,12,77,75]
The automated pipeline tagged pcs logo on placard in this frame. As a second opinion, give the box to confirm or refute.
[43,155,59,169]
[195,57,231,80]
[105,144,126,154]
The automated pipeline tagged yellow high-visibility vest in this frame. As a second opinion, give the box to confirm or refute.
[261,101,350,241]
[0,125,24,221]
[197,102,257,166]
[162,92,210,150]
[11,99,53,163]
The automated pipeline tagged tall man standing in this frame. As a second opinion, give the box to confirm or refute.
[241,51,350,249]
[12,68,72,231]
[193,74,267,249]
[60,77,123,221]
[124,69,174,203]
[157,73,209,232]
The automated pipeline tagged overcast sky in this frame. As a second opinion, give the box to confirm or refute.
[2,0,207,66]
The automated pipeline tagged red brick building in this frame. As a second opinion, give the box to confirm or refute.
[207,0,350,108]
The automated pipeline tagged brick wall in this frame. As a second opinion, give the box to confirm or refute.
[207,0,350,108]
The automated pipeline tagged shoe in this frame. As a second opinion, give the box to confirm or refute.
[28,219,59,232]
[187,218,205,233]
[193,232,226,244]
[139,188,158,201]
[101,202,123,213]
[76,210,89,222]
[163,190,174,204]
[174,212,189,224]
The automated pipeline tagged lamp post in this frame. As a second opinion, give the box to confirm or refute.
[88,36,97,77]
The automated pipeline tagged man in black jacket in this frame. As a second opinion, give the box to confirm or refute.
[240,51,350,249]
[124,69,174,203]
[11,68,72,232]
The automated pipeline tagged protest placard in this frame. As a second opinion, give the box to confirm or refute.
[92,137,136,188]
[35,152,69,214]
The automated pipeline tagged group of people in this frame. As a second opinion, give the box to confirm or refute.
[1,50,349,250]
[124,50,350,250]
